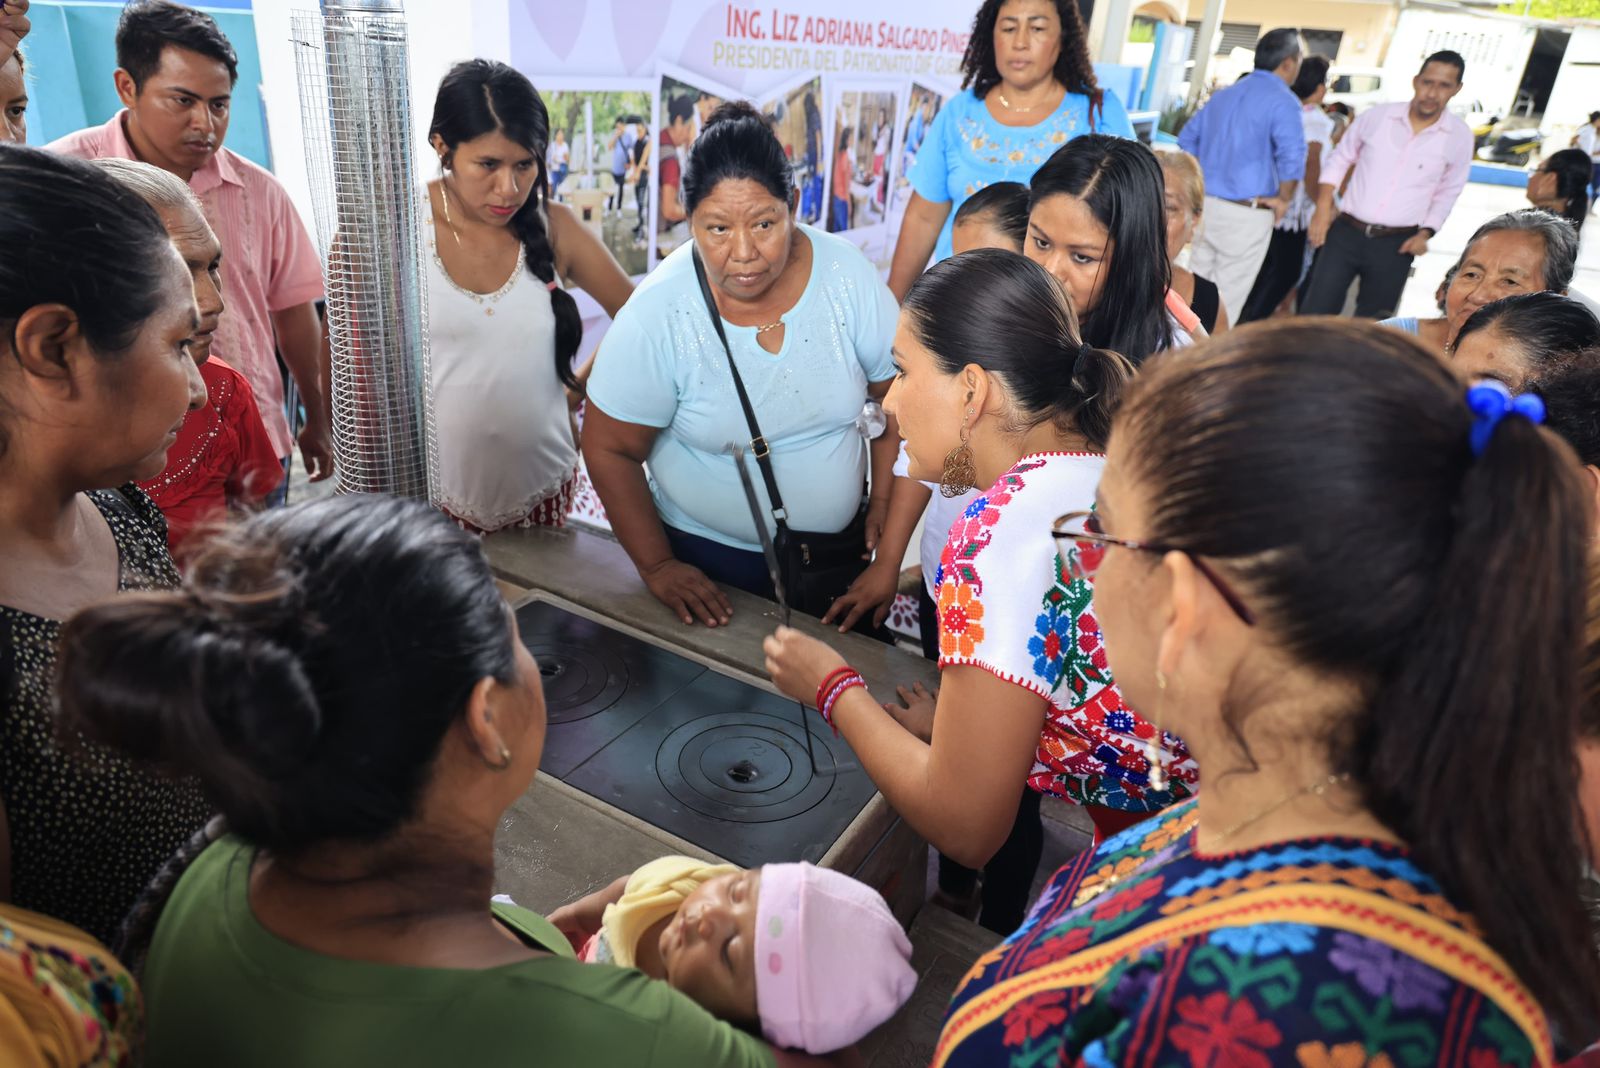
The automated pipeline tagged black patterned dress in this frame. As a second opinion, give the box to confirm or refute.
[0,487,212,945]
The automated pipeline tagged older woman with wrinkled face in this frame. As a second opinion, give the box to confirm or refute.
[1380,208,1578,358]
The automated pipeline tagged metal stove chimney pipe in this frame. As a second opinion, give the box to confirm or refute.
[293,0,435,500]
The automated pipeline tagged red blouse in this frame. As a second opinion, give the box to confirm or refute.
[139,356,282,558]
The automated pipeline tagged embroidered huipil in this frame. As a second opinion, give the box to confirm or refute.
[935,454,1196,811]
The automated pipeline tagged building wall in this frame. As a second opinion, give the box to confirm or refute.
[1205,0,1398,68]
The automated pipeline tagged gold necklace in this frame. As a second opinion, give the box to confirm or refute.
[754,320,784,335]
[1200,772,1353,852]
[997,86,1060,113]
[438,181,463,248]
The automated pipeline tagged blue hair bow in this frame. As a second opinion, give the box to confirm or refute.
[1466,380,1546,456]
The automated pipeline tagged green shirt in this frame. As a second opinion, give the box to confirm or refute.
[141,837,776,1068]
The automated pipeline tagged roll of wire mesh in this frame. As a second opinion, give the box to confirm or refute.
[292,0,435,500]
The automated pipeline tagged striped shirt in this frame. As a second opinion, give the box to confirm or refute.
[49,111,325,457]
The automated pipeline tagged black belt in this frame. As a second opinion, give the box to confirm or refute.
[1219,196,1272,211]
[1337,213,1419,239]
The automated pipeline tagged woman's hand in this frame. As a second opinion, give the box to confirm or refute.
[642,559,733,627]
[885,682,937,743]
[546,873,629,953]
[763,626,848,705]
[821,558,898,632]
[864,495,890,554]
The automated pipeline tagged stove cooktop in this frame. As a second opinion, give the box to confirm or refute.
[515,601,879,867]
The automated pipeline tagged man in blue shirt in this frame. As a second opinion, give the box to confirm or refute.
[1178,28,1308,317]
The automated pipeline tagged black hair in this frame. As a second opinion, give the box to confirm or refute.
[682,101,792,216]
[56,495,520,857]
[1591,111,1600,123]
[1537,148,1593,231]
[1422,49,1466,82]
[1255,28,1303,71]
[430,60,581,392]
[0,145,175,455]
[1454,292,1600,383]
[903,248,1131,450]
[116,0,239,90]
[1029,134,1174,363]
[1533,347,1600,469]
[1327,101,1353,117]
[1291,54,1331,101]
[954,181,1031,249]
[960,0,1102,117]
[667,93,697,126]
[1117,318,1600,1037]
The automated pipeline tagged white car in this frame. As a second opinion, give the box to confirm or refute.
[1325,68,1386,112]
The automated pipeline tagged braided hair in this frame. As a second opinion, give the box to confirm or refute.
[960,0,1102,116]
[429,60,582,392]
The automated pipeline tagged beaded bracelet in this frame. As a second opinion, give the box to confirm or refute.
[815,667,858,714]
[818,671,866,734]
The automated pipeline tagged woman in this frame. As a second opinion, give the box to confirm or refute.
[585,103,898,629]
[95,159,282,560]
[831,126,854,232]
[547,127,569,200]
[1528,147,1592,231]
[1448,290,1600,387]
[872,109,891,208]
[1380,208,1577,357]
[1027,135,1182,362]
[1238,53,1334,324]
[765,250,1197,935]
[1157,150,1229,335]
[425,61,633,534]
[54,495,831,1068]
[630,119,652,244]
[0,145,210,945]
[887,0,1133,298]
[927,320,1600,1064]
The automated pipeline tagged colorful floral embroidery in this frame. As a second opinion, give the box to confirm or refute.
[932,801,1549,1068]
[938,582,986,660]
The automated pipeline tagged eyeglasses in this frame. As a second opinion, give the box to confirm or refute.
[1050,510,1257,626]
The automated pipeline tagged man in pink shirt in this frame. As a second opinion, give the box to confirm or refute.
[49,0,331,498]
[1303,50,1474,319]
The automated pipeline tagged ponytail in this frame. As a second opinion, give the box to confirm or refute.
[903,248,1129,447]
[511,190,583,393]
[1117,320,1600,1038]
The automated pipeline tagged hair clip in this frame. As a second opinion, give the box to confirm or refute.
[1466,379,1545,456]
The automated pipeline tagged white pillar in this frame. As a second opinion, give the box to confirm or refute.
[1092,0,1138,64]
[1186,0,1226,107]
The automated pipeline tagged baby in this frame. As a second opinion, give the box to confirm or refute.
[553,857,916,1053]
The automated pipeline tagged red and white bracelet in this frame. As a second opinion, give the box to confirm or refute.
[815,668,865,734]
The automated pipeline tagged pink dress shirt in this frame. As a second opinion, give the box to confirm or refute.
[1320,102,1474,235]
[49,111,325,458]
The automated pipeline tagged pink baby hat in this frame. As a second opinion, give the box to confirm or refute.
[753,862,917,1053]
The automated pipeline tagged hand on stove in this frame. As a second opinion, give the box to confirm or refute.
[641,559,733,627]
[822,559,897,632]
[763,626,847,707]
[885,682,936,743]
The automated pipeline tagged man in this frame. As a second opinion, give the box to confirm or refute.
[1239,54,1334,323]
[1576,110,1600,204]
[49,0,332,500]
[1303,51,1473,319]
[1178,27,1308,315]
[607,117,635,213]
[656,94,697,257]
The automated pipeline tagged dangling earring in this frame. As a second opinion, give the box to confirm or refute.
[940,401,977,498]
[1147,670,1169,792]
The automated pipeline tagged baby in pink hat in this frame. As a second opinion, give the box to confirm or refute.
[555,859,917,1052]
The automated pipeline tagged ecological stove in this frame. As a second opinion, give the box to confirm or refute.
[517,599,878,869]
[483,526,936,922]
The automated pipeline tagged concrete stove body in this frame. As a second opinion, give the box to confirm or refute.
[484,527,936,922]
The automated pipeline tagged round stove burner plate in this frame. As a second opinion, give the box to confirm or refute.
[657,713,836,823]
[526,642,629,724]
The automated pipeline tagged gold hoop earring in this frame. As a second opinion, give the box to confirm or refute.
[1147,670,1168,792]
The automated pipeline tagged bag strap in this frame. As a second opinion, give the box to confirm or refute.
[691,246,790,530]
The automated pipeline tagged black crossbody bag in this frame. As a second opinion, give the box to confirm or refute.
[691,248,876,626]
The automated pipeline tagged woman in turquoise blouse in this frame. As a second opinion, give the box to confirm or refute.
[887,0,1133,298]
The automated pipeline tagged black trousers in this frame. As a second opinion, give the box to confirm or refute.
[937,789,1046,935]
[1238,227,1309,324]
[1299,217,1416,319]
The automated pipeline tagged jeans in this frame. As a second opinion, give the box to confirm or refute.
[831,196,851,233]
[1299,217,1416,319]
[264,457,291,509]
[1238,227,1310,324]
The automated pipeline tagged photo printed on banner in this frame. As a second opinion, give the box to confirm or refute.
[540,79,657,277]
[761,74,828,230]
[654,65,745,263]
[884,80,954,246]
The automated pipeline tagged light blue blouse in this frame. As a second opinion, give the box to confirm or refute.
[1378,317,1421,335]
[908,86,1134,261]
[587,225,898,553]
